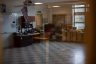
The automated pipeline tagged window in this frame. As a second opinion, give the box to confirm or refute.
[74,8,85,13]
[72,4,85,29]
[75,15,85,22]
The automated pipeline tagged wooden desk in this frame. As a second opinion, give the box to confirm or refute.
[13,33,40,47]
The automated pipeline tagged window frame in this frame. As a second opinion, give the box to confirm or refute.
[72,4,86,29]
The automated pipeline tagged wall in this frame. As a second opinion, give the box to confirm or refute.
[48,4,72,24]
[3,13,18,48]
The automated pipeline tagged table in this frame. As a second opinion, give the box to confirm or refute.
[33,36,49,42]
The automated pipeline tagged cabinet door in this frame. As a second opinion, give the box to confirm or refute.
[35,14,43,28]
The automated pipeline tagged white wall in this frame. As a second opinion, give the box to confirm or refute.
[48,5,72,24]
[3,13,18,48]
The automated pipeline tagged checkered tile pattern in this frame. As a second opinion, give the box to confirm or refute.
[4,42,85,64]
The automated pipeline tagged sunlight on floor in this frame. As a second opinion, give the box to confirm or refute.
[74,49,85,64]
[4,42,85,64]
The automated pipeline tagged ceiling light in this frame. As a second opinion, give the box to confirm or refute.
[34,3,43,5]
[52,6,61,7]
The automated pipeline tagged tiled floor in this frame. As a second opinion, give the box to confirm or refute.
[4,42,85,64]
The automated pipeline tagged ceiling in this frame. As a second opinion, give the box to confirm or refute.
[2,0,84,13]
[2,0,81,7]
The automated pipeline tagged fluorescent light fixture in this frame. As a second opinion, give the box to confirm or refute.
[52,6,61,7]
[74,5,85,7]
[34,3,43,5]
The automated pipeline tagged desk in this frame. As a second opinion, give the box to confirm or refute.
[16,33,40,36]
[13,33,40,47]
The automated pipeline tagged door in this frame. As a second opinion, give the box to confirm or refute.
[52,14,67,41]
[53,14,66,26]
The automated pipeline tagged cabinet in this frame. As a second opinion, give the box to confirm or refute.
[13,35,32,47]
[19,16,35,28]
[35,11,43,28]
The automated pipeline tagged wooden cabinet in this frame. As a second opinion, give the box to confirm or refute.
[61,30,84,43]
[13,33,40,47]
[19,16,35,28]
[35,13,43,28]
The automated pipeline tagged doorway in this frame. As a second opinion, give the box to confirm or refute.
[3,1,86,64]
[53,14,66,26]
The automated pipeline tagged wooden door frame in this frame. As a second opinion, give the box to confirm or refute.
[0,14,3,64]
[84,0,96,64]
[0,0,95,64]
